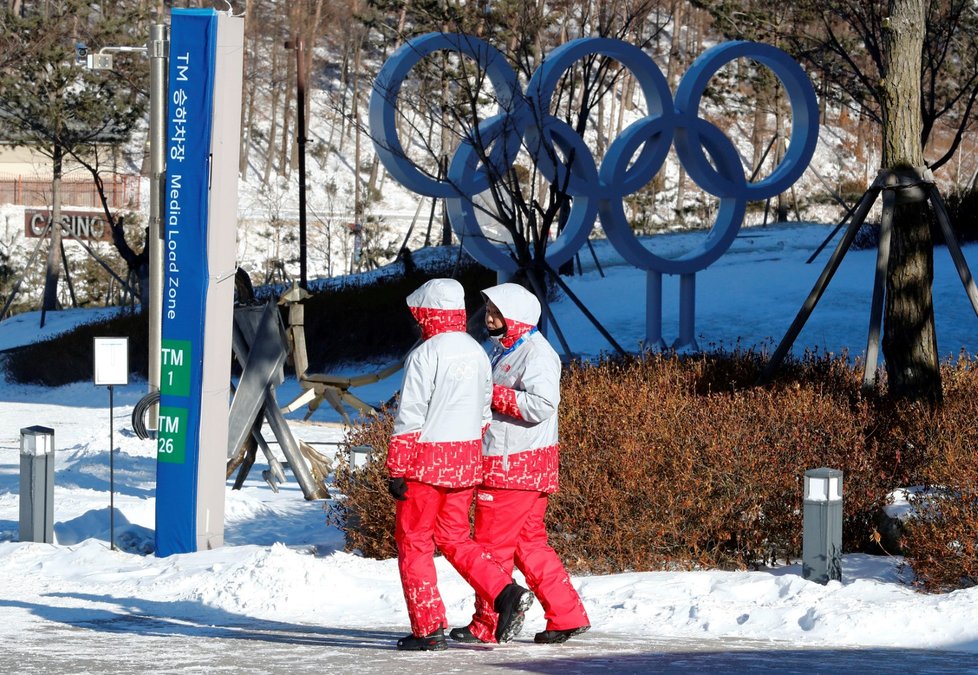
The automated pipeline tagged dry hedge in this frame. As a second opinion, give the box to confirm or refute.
[327,350,978,590]
[898,359,978,591]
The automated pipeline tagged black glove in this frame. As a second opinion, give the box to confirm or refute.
[388,477,408,501]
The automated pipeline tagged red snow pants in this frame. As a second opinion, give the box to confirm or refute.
[468,487,589,642]
[395,480,512,637]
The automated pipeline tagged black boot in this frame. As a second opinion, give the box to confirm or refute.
[396,627,448,651]
[449,626,488,643]
[493,583,534,643]
[534,625,591,644]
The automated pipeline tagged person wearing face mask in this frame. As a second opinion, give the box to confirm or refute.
[449,282,590,645]
[387,278,535,651]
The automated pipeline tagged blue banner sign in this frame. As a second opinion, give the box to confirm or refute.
[156,8,217,557]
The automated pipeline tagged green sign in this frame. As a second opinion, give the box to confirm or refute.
[157,405,188,464]
[160,339,192,397]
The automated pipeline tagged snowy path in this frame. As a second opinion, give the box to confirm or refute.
[4,610,976,674]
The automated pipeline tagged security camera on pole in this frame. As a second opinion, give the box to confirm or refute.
[82,19,168,442]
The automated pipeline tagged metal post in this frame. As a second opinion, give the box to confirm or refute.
[802,468,843,584]
[863,188,896,390]
[674,273,698,351]
[109,384,116,551]
[646,270,665,350]
[147,21,169,431]
[758,183,882,384]
[929,184,978,316]
[19,426,55,544]
[293,37,308,289]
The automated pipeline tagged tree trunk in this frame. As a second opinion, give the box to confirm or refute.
[775,101,788,222]
[665,0,684,88]
[597,82,607,158]
[881,0,941,403]
[438,45,452,246]
[40,146,64,327]
[264,47,281,185]
[750,98,766,179]
[675,164,686,224]
[352,34,363,245]
[279,37,295,179]
[305,0,322,138]
[238,0,256,178]
[617,73,630,126]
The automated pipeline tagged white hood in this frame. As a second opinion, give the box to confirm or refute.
[406,278,465,310]
[481,283,540,326]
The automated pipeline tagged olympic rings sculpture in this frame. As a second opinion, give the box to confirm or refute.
[369,33,819,275]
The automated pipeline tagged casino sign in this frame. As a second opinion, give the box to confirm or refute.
[24,209,114,242]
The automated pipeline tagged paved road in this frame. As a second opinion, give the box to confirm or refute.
[5,608,976,674]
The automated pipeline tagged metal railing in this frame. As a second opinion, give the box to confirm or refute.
[0,173,140,209]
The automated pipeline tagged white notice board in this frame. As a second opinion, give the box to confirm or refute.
[93,337,129,386]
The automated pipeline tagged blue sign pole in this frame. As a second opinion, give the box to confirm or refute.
[156,9,218,557]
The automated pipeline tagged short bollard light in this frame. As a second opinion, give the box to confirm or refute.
[19,426,56,544]
[802,468,843,584]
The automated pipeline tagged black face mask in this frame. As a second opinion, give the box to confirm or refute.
[488,325,507,338]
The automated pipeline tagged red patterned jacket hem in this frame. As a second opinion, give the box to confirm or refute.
[480,443,559,493]
[387,432,484,488]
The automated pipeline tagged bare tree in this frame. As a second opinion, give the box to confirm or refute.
[697,0,952,401]
[365,1,669,293]
[696,0,978,176]
[69,147,149,307]
[0,0,148,325]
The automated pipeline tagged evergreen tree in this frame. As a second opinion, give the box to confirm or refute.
[0,0,149,325]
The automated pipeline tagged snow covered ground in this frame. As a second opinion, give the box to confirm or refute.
[1,222,978,673]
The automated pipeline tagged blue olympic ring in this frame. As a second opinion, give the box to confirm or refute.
[369,33,819,276]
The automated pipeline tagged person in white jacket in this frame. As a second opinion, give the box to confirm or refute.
[450,282,590,645]
[386,278,534,651]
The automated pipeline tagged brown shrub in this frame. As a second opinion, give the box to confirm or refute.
[553,351,884,572]
[327,408,398,560]
[900,355,978,591]
[327,350,978,589]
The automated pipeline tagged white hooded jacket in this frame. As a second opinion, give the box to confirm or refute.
[481,283,561,493]
[386,278,493,488]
